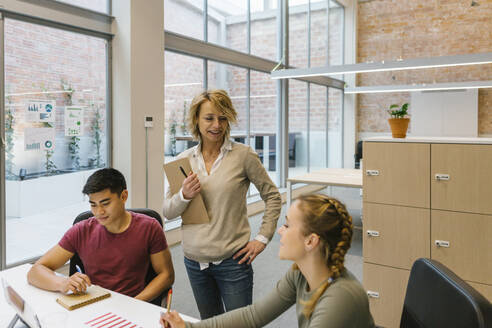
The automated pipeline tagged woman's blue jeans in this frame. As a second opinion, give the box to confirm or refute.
[184,256,254,319]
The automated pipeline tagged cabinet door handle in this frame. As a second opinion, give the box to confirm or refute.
[435,174,450,181]
[366,230,380,237]
[366,170,380,176]
[435,240,450,248]
[367,291,380,298]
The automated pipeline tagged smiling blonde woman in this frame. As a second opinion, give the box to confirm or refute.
[163,89,282,320]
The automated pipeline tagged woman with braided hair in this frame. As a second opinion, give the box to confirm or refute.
[160,194,375,328]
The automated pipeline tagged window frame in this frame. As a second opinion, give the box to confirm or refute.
[0,0,113,269]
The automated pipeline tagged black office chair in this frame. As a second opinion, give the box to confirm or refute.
[400,258,492,328]
[354,140,363,169]
[69,208,169,306]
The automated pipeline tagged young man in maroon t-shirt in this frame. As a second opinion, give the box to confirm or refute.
[27,168,174,303]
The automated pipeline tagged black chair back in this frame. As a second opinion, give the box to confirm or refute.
[69,208,167,306]
[400,258,492,328]
[355,140,363,169]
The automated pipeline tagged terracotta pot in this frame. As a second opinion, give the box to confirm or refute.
[388,118,410,138]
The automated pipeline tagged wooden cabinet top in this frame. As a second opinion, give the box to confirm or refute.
[363,136,492,144]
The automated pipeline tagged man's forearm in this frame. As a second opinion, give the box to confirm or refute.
[134,271,174,302]
[27,264,64,292]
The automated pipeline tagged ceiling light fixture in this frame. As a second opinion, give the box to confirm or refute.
[270,52,492,79]
[343,80,492,94]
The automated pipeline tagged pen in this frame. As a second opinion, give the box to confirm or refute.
[179,166,188,178]
[74,265,89,294]
[162,288,173,328]
[34,314,42,328]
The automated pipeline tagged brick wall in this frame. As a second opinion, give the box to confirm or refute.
[357,0,492,134]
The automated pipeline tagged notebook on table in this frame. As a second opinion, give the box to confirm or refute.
[163,157,210,224]
[56,285,111,311]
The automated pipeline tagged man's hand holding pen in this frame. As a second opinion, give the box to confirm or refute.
[60,264,91,294]
[60,273,91,294]
[181,170,201,200]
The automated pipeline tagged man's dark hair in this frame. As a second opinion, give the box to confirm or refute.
[82,168,127,195]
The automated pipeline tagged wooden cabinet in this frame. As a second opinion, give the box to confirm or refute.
[363,263,410,328]
[431,210,492,285]
[468,281,492,301]
[431,144,492,215]
[363,203,430,270]
[363,142,430,208]
[363,138,492,327]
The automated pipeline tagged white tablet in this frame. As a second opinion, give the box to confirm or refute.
[2,278,41,328]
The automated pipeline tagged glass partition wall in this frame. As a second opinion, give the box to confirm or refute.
[163,0,345,197]
[1,8,111,268]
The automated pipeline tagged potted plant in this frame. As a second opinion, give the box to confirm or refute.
[387,103,410,138]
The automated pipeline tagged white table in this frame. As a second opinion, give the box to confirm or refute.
[0,264,199,328]
[286,168,363,209]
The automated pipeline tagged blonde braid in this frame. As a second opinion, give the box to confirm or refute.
[300,196,354,319]
[328,199,353,280]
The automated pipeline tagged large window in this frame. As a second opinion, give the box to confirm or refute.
[288,80,308,175]
[164,52,204,158]
[208,62,248,141]
[164,0,204,40]
[3,18,109,266]
[250,70,277,184]
[208,1,247,53]
[165,0,279,61]
[163,0,346,192]
[328,88,343,168]
[289,2,309,68]
[251,1,278,59]
[287,0,344,177]
[309,84,328,171]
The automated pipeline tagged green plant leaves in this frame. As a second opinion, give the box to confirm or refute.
[388,102,409,118]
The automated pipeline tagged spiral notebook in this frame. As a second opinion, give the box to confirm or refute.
[56,285,111,310]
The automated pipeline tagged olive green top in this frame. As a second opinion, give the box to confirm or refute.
[186,268,375,328]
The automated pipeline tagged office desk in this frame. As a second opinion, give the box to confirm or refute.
[0,264,198,327]
[287,168,363,209]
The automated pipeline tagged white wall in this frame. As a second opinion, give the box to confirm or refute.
[112,0,165,210]
[411,89,478,137]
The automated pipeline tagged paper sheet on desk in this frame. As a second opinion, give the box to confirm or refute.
[81,311,201,328]
[83,312,143,328]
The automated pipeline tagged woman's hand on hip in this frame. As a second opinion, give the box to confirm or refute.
[233,240,266,265]
[182,173,201,200]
